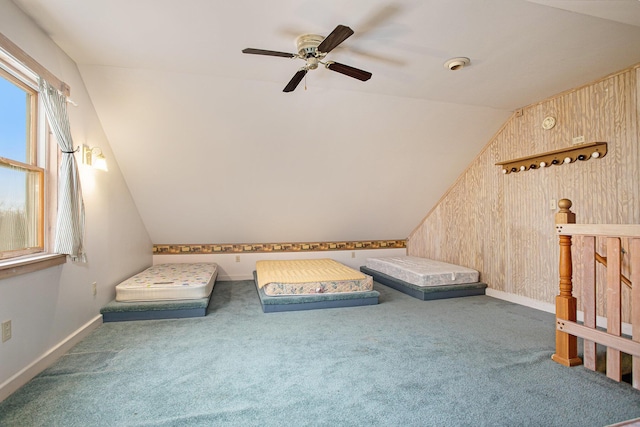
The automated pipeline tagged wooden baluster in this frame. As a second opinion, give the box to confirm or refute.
[631,238,640,389]
[582,236,597,371]
[606,237,622,381]
[552,199,583,366]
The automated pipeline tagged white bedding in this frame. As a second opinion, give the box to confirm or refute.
[115,263,218,302]
[364,256,479,287]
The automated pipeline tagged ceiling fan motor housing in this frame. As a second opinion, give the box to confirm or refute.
[296,34,325,58]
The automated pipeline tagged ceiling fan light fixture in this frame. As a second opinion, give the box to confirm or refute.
[444,57,470,71]
[306,56,319,70]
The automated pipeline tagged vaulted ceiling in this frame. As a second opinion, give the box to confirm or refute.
[11,0,640,244]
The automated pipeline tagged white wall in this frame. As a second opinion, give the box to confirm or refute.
[154,248,406,281]
[81,65,511,245]
[0,0,152,400]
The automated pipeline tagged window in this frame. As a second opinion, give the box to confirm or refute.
[0,54,47,260]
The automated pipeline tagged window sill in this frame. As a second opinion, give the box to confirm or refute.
[0,254,67,280]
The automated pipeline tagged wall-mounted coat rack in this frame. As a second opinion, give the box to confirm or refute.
[496,142,607,174]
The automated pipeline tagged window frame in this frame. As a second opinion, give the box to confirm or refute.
[0,35,66,277]
[0,65,45,260]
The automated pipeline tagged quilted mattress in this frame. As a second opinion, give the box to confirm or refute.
[256,259,373,296]
[364,256,479,287]
[115,263,218,302]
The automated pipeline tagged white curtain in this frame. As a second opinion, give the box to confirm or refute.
[39,78,86,262]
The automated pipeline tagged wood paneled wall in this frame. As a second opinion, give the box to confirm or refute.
[408,65,639,316]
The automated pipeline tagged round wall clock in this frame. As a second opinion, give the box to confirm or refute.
[542,116,556,130]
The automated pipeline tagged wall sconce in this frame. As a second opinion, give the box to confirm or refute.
[82,145,108,171]
[495,142,607,174]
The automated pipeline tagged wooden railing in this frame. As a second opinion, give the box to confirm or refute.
[552,199,640,389]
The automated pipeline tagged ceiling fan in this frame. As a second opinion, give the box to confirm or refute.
[242,24,372,92]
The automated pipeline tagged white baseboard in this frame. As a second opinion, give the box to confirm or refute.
[485,288,556,314]
[486,288,632,336]
[0,315,103,402]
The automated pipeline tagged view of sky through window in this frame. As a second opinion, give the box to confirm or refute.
[0,75,29,210]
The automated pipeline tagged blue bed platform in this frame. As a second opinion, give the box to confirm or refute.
[100,294,213,322]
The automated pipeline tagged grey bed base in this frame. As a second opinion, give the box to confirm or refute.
[100,293,213,322]
[359,266,487,300]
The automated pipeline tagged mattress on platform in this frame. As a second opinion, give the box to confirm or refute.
[253,271,379,313]
[364,256,478,287]
[115,263,218,302]
[256,258,373,296]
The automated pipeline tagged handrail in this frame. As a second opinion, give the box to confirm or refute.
[595,252,632,289]
[556,223,640,237]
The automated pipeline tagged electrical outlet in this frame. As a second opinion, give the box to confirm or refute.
[549,199,557,210]
[2,320,11,342]
[351,252,356,258]
[235,255,240,262]
[572,135,585,144]
[92,282,97,296]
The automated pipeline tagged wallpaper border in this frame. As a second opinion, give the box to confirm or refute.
[153,240,406,255]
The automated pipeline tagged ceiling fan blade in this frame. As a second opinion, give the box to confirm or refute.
[326,62,372,81]
[317,25,354,54]
[283,69,308,92]
[242,48,296,58]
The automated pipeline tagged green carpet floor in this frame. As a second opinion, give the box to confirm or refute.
[1,280,639,426]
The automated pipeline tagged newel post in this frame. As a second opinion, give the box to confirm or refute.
[551,199,583,366]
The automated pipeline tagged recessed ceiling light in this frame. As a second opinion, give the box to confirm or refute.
[444,57,470,71]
